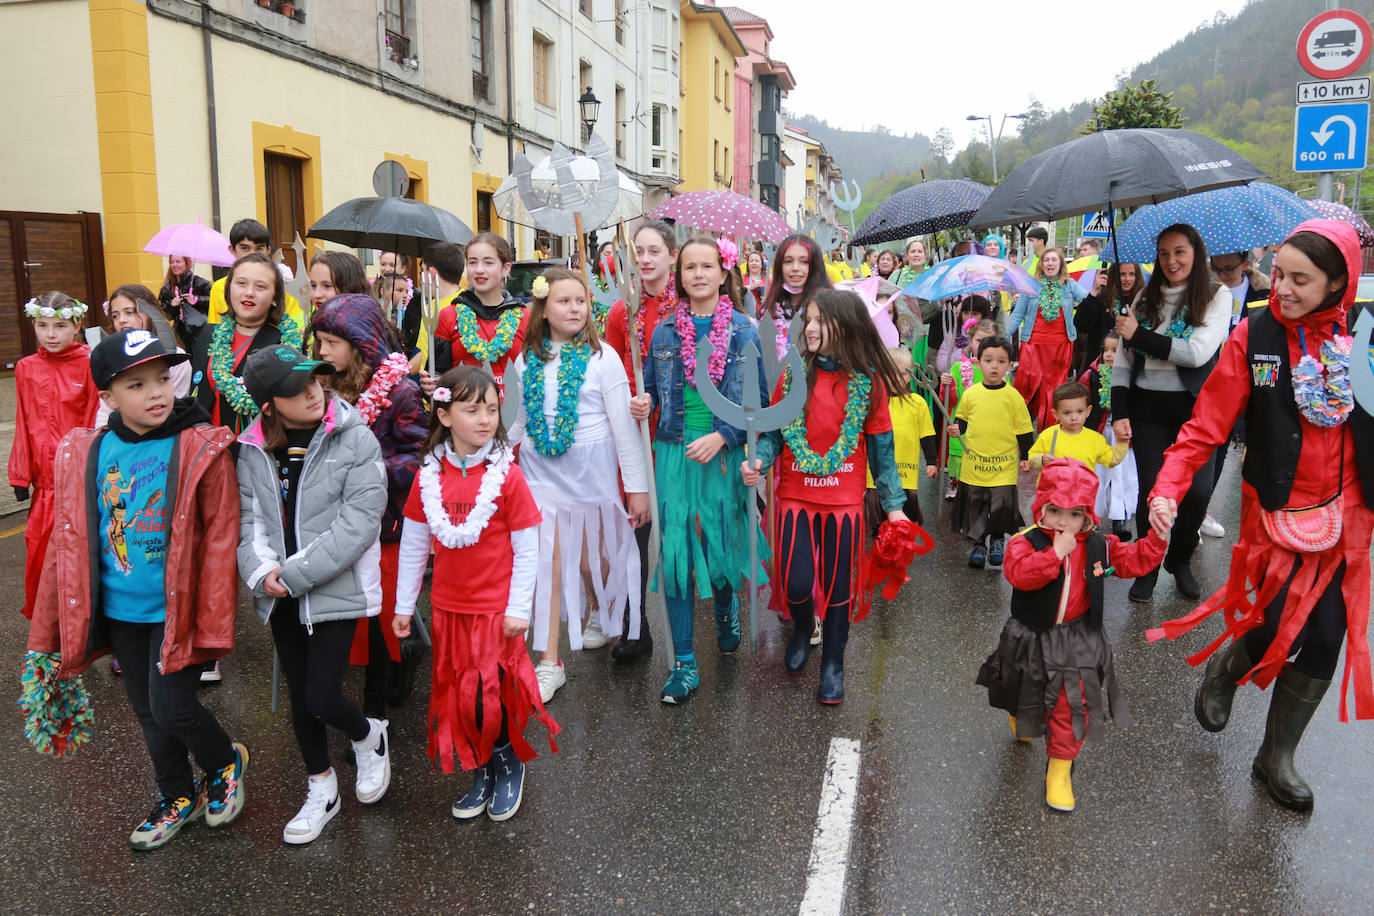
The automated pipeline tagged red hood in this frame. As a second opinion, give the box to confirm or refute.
[1267,218,1362,332]
[1031,458,1101,530]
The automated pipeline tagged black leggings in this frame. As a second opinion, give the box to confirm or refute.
[781,511,855,619]
[362,617,392,719]
[270,600,370,775]
[1132,418,1215,564]
[1242,560,1349,681]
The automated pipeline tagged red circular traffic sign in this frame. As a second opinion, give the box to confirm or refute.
[1298,10,1373,79]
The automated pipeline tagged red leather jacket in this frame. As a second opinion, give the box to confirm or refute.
[27,421,239,676]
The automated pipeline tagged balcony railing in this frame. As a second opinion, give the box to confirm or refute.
[473,71,490,100]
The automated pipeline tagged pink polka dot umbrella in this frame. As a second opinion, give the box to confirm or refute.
[648,190,791,242]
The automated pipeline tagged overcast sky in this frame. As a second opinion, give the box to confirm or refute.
[735,0,1254,146]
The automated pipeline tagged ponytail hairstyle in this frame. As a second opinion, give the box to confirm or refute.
[801,289,906,401]
[421,365,509,457]
[1139,223,1218,328]
[673,234,745,313]
[762,234,831,320]
[524,266,603,361]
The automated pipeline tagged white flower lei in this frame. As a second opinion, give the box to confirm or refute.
[25,297,87,321]
[355,352,412,426]
[418,444,511,549]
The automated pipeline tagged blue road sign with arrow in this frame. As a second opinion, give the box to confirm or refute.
[1294,101,1369,172]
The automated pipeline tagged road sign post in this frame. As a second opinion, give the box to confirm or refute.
[1294,101,1370,173]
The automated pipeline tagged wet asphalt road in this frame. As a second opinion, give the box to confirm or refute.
[1,459,1371,915]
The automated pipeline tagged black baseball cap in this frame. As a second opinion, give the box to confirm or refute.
[243,345,335,408]
[91,329,190,389]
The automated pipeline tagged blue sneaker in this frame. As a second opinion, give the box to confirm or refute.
[987,537,1005,568]
[968,545,987,569]
[661,657,700,704]
[203,741,249,827]
[130,793,204,850]
[452,763,494,819]
[715,595,741,653]
[486,745,525,822]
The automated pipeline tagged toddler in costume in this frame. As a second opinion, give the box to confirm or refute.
[394,367,559,822]
[950,336,1033,569]
[865,346,937,530]
[977,458,1167,812]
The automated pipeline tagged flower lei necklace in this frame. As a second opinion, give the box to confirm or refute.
[780,364,872,476]
[677,294,733,384]
[958,357,976,392]
[418,444,512,549]
[592,300,612,337]
[523,339,592,457]
[1037,278,1065,322]
[355,352,412,426]
[455,304,521,364]
[1293,324,1354,428]
[1098,363,1112,409]
[636,276,676,358]
[208,313,303,417]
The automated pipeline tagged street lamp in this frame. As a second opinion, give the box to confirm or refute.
[966,112,1028,183]
[579,87,601,142]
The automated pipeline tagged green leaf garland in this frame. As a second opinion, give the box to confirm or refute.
[456,305,521,364]
[523,340,591,458]
[780,366,872,476]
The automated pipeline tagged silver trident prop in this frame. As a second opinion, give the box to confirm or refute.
[830,179,865,274]
[419,269,441,376]
[1351,309,1374,415]
[510,135,621,239]
[694,339,807,650]
[910,362,966,511]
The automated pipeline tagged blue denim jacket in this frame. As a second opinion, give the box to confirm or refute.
[1009,280,1086,342]
[643,311,768,450]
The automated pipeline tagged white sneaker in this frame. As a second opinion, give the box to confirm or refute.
[581,615,608,649]
[283,770,340,845]
[200,661,222,684]
[535,661,566,703]
[351,718,391,804]
[1199,514,1225,538]
[810,619,822,647]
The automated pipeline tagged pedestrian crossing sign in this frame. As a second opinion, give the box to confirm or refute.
[1082,210,1112,238]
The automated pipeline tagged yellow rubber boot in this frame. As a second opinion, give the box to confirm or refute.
[1010,715,1032,742]
[1045,757,1075,812]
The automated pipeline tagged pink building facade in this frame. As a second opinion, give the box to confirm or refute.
[723,7,794,212]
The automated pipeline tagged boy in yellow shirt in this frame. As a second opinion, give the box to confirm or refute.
[1029,381,1130,473]
[866,347,938,531]
[205,219,305,331]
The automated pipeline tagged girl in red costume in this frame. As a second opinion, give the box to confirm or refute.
[742,289,909,704]
[432,233,528,391]
[10,292,99,618]
[978,458,1167,812]
[1147,219,1374,812]
[1009,247,1086,429]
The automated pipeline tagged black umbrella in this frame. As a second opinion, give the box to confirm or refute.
[307,196,475,256]
[851,179,993,246]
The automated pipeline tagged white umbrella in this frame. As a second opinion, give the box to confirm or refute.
[494,148,643,233]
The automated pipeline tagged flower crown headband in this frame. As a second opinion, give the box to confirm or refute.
[25,297,87,321]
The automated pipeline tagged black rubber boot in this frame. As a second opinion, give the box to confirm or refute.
[784,603,814,672]
[1128,567,1159,603]
[1251,666,1330,812]
[611,600,654,661]
[1163,555,1202,601]
[1194,639,1254,733]
[816,610,850,704]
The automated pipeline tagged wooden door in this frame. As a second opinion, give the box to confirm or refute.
[0,211,105,369]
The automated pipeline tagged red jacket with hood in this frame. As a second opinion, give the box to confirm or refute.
[8,342,99,491]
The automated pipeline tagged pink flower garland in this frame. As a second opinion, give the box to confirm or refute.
[677,294,732,384]
[958,357,975,392]
[356,352,412,425]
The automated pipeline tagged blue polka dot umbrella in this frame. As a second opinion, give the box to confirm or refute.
[648,190,791,242]
[850,179,993,246]
[1112,183,1320,263]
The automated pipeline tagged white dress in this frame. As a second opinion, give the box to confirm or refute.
[1096,420,1139,522]
[512,343,648,650]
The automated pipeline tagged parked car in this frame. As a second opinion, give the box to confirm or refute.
[508,258,569,304]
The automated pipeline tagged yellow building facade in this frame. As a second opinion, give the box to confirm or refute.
[678,1,744,194]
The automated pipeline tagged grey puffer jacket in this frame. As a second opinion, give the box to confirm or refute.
[236,396,387,627]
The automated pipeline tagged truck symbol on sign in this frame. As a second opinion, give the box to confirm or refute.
[1314,28,1358,57]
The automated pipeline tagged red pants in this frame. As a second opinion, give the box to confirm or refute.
[1015,336,1072,430]
[350,540,401,664]
[21,487,54,620]
[1046,685,1086,760]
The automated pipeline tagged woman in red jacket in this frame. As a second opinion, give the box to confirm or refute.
[1146,219,1374,812]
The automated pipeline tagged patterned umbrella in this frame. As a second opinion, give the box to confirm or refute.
[851,180,993,246]
[1112,182,1320,263]
[143,222,235,267]
[1305,198,1374,249]
[899,254,1042,301]
[647,190,791,242]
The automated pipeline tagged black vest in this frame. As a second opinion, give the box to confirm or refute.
[1009,528,1108,632]
[1242,308,1374,511]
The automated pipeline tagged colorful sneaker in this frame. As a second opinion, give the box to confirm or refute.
[988,537,1005,568]
[945,480,959,501]
[968,545,987,569]
[283,771,340,845]
[352,718,391,804]
[535,661,566,704]
[199,661,222,684]
[130,793,203,850]
[714,595,741,653]
[452,763,495,819]
[486,744,525,822]
[660,657,700,704]
[581,614,608,649]
[203,741,249,827]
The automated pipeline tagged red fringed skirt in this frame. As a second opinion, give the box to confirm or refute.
[428,608,560,773]
[770,498,877,623]
[1147,487,1374,722]
[350,540,401,665]
[1014,319,1071,429]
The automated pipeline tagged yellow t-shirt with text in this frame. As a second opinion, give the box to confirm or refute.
[954,382,1033,487]
[1028,425,1127,470]
[867,393,935,489]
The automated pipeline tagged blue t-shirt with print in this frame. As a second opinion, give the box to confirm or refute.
[96,433,174,624]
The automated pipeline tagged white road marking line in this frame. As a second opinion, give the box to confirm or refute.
[799,737,861,916]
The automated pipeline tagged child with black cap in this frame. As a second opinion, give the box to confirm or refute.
[235,344,391,845]
[25,329,249,850]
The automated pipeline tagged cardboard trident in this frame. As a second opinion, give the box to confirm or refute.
[1352,309,1374,416]
[693,338,807,649]
[910,362,965,511]
[830,179,866,275]
[510,134,620,271]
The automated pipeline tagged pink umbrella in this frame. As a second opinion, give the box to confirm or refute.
[648,190,791,242]
[143,222,236,267]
